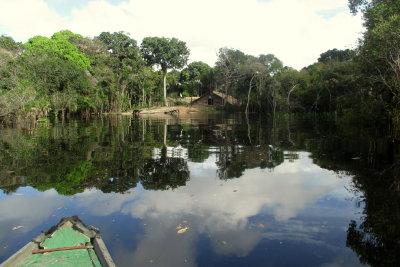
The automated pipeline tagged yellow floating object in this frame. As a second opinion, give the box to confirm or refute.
[177,227,189,234]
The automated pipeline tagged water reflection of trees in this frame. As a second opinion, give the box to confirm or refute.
[1,114,399,265]
[141,146,189,190]
[0,115,290,194]
[293,120,400,267]
[346,159,400,266]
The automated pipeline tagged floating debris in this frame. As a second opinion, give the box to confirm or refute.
[12,226,23,231]
[177,227,189,234]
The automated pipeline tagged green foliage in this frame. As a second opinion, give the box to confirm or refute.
[24,31,90,70]
[347,0,400,131]
[96,32,144,112]
[140,37,189,104]
[318,49,355,62]
[98,31,140,61]
[258,53,283,75]
[0,21,398,135]
[0,84,36,117]
[179,61,213,96]
[72,37,108,58]
[0,35,23,55]
[140,37,190,71]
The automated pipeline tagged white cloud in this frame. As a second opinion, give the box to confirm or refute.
[0,189,65,256]
[76,153,352,225]
[0,0,67,40]
[70,152,357,265]
[0,0,364,69]
[0,151,358,265]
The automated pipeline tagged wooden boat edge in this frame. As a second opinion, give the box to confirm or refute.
[0,241,37,267]
[0,216,115,267]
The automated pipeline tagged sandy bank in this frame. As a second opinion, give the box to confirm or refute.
[120,105,211,116]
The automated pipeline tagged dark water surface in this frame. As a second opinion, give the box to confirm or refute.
[1,113,399,266]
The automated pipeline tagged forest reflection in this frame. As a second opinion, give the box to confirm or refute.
[0,114,286,194]
[0,114,399,266]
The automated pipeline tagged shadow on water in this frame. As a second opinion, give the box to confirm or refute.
[0,113,399,266]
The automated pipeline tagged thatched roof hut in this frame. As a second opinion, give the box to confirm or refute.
[192,91,240,106]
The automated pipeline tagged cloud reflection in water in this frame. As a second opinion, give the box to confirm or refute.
[73,152,357,266]
[0,152,358,266]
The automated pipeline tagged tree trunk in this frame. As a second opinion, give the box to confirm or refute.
[246,75,256,116]
[141,82,145,107]
[163,123,167,146]
[287,84,298,112]
[163,68,168,106]
[61,109,65,124]
[223,83,229,107]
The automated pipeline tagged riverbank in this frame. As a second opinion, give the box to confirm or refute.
[120,105,215,116]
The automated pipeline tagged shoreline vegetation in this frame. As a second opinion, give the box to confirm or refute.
[1,1,400,136]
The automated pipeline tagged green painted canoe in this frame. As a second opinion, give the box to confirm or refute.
[1,216,115,267]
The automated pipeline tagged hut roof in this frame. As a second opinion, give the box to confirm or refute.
[212,91,240,105]
[193,91,240,105]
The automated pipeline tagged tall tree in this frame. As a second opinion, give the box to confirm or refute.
[180,61,213,96]
[215,48,247,104]
[0,35,23,56]
[349,0,400,126]
[318,49,355,63]
[258,53,283,75]
[97,32,142,111]
[140,37,190,106]
[24,30,90,70]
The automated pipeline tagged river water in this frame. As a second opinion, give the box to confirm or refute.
[0,113,398,266]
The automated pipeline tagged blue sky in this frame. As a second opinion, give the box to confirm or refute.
[0,0,363,69]
[317,7,349,19]
[43,0,126,16]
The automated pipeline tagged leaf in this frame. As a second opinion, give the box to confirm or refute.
[12,226,23,231]
[177,227,189,234]
[69,196,76,199]
[258,223,265,228]
[57,206,65,209]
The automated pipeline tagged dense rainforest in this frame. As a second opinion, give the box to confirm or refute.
[0,0,399,132]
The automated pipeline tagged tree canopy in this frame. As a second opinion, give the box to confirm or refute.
[0,11,399,137]
[140,37,190,71]
[24,30,90,70]
[140,37,189,105]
